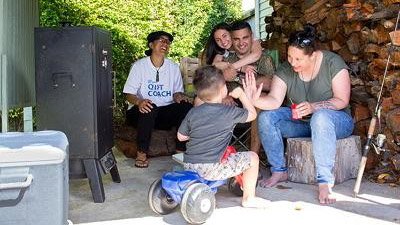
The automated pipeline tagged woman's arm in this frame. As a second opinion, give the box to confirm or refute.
[212,54,230,70]
[231,39,262,70]
[311,69,350,111]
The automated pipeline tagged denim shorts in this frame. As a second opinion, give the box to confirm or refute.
[183,151,251,181]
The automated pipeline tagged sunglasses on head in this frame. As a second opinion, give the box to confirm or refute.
[296,36,312,48]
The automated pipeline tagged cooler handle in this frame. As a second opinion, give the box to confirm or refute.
[0,174,33,190]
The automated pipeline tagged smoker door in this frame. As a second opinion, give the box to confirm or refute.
[35,27,101,159]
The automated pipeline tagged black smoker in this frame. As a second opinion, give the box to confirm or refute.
[35,26,120,203]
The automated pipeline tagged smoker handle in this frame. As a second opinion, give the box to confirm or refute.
[52,72,76,88]
[0,174,33,190]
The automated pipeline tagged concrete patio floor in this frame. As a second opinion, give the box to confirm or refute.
[69,149,400,225]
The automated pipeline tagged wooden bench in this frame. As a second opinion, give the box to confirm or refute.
[287,135,361,184]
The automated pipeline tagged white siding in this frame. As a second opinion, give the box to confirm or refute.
[0,0,39,108]
[255,0,273,40]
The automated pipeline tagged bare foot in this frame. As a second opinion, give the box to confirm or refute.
[259,172,288,188]
[242,197,270,208]
[319,184,336,204]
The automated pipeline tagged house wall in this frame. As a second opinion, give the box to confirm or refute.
[255,0,273,40]
[0,0,39,108]
[243,9,256,35]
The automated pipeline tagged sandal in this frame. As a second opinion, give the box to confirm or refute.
[135,151,149,168]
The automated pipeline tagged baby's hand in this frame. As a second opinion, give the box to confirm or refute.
[229,87,243,99]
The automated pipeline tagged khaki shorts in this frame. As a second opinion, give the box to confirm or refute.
[183,151,252,181]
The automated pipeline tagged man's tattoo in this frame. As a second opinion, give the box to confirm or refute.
[313,100,338,110]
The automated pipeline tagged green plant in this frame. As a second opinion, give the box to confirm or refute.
[39,0,241,120]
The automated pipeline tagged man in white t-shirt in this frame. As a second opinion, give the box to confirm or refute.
[123,31,192,168]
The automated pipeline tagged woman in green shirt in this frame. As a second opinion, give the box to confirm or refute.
[243,25,354,204]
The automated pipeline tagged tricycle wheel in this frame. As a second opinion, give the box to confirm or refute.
[148,178,178,215]
[181,183,215,224]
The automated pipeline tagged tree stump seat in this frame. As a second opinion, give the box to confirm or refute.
[115,125,177,158]
[287,135,362,184]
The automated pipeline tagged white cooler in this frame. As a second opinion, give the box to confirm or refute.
[0,131,69,225]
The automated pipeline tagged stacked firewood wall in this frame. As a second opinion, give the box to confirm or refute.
[262,0,400,183]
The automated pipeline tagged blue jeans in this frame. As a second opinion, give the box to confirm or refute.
[258,107,354,184]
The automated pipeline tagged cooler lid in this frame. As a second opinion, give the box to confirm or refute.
[0,130,68,151]
[0,146,65,167]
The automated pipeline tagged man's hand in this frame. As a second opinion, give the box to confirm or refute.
[229,87,244,99]
[242,65,257,74]
[222,96,237,106]
[213,61,231,70]
[173,92,190,103]
[223,64,237,81]
[138,99,153,113]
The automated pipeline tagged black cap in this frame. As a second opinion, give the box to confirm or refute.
[147,31,173,44]
[145,31,173,56]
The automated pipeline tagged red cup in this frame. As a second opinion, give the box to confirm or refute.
[291,103,301,120]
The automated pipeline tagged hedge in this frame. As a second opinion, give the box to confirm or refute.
[39,0,241,110]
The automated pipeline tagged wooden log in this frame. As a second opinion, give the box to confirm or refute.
[331,40,342,51]
[148,129,177,157]
[390,154,400,171]
[115,139,137,159]
[343,2,361,20]
[319,8,342,40]
[387,108,400,141]
[115,127,177,158]
[354,119,370,139]
[333,32,347,48]
[287,136,361,184]
[385,127,400,154]
[385,70,400,91]
[368,5,400,20]
[383,19,395,29]
[337,46,359,62]
[302,0,330,24]
[352,103,371,122]
[361,2,374,15]
[351,86,371,104]
[346,32,362,54]
[327,0,345,7]
[364,43,380,54]
[361,26,376,43]
[367,60,383,80]
[381,97,394,113]
[347,4,400,21]
[374,24,390,44]
[343,22,363,35]
[383,0,400,6]
[392,89,400,105]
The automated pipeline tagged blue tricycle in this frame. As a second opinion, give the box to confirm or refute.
[148,170,242,224]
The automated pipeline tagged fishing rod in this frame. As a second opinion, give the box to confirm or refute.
[353,10,400,197]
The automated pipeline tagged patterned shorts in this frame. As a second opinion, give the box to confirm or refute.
[183,151,252,181]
